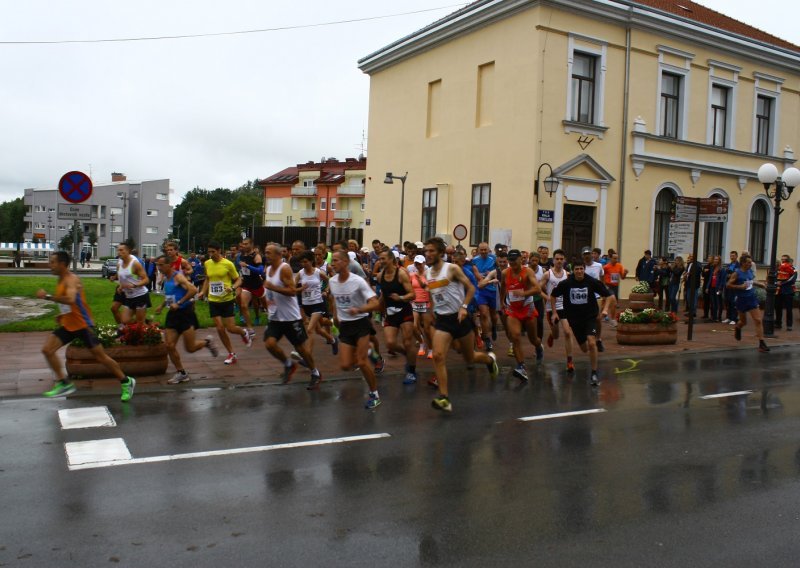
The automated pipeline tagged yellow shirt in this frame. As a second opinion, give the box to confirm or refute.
[204,258,238,303]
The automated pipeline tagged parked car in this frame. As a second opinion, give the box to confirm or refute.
[101,258,118,279]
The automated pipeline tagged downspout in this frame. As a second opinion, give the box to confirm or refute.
[616,6,633,255]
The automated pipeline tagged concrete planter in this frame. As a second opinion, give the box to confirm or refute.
[616,322,677,345]
[628,292,656,312]
[66,343,168,378]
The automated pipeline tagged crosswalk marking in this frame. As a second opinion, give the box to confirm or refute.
[517,409,607,422]
[700,390,753,399]
[58,406,116,430]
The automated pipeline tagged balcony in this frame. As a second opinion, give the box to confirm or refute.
[337,184,365,196]
[300,209,318,220]
[291,186,317,197]
[333,210,353,221]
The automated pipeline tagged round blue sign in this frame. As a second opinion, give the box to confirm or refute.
[58,171,93,204]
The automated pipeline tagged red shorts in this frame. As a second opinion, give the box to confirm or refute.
[242,285,266,299]
[505,303,538,321]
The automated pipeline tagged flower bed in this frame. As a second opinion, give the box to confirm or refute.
[616,308,677,345]
[628,281,655,312]
[66,322,168,378]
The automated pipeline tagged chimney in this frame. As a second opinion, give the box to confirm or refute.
[111,172,127,182]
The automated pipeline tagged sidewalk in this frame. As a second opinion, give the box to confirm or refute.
[1,317,796,399]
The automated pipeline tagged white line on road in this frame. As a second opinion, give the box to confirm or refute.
[59,406,116,429]
[699,390,753,399]
[517,409,607,422]
[67,433,391,471]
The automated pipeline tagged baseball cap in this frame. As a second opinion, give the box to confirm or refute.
[414,254,426,264]
[581,246,592,255]
[347,251,357,260]
[392,250,400,258]
[494,243,507,251]
[507,249,522,261]
[414,241,424,249]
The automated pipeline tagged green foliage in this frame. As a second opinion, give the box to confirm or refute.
[87,230,98,246]
[0,198,26,244]
[214,193,263,246]
[58,224,83,251]
[618,308,677,325]
[631,281,652,293]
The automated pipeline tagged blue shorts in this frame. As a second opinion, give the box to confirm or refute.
[736,293,759,313]
[476,289,497,309]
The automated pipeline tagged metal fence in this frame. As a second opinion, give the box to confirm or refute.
[252,226,364,249]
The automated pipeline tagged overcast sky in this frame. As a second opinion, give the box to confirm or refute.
[1,0,797,205]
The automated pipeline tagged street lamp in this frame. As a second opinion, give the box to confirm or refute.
[384,172,408,246]
[757,163,800,337]
[118,193,129,240]
[535,163,559,202]
[47,213,52,247]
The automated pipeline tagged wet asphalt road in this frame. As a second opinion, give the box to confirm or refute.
[2,349,800,567]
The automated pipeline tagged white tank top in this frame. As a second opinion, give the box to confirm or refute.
[298,268,324,306]
[117,256,148,299]
[545,267,569,311]
[265,262,301,321]
[425,262,465,316]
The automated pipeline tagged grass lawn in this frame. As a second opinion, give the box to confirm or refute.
[0,275,220,332]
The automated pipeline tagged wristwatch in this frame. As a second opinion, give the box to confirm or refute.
[460,303,468,310]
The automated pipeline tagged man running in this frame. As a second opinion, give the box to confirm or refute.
[541,249,575,372]
[115,242,151,324]
[328,250,383,409]
[154,255,219,384]
[472,242,499,350]
[198,241,252,365]
[263,244,323,389]
[550,260,611,385]
[38,251,136,401]
[426,237,498,413]
[582,246,609,352]
[499,249,544,381]
[377,249,419,384]
[237,237,266,339]
[164,240,193,277]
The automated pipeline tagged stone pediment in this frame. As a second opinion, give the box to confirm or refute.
[552,154,615,185]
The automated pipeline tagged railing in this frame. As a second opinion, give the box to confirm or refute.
[300,210,318,219]
[291,186,317,196]
[337,185,365,196]
[333,210,353,220]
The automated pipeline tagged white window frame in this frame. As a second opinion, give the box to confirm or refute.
[706,61,740,148]
[360,199,365,212]
[320,198,327,211]
[111,226,122,233]
[266,198,283,214]
[746,195,772,265]
[751,72,782,156]
[110,207,123,215]
[146,209,158,217]
[156,193,168,200]
[655,46,693,140]
[145,226,159,234]
[565,33,607,136]
[292,198,299,210]
[330,198,337,211]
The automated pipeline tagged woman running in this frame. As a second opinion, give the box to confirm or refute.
[728,255,769,353]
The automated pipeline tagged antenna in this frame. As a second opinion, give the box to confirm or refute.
[355,129,367,157]
[88,163,93,179]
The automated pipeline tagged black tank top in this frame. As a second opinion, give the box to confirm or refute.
[380,268,407,309]
[239,253,263,289]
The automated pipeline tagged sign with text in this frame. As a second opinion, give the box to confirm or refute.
[537,209,555,223]
[57,203,92,221]
[668,222,694,254]
[673,197,729,223]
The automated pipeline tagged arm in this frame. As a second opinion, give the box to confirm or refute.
[478,269,498,289]
[346,280,381,316]
[525,268,543,298]
[388,270,415,303]
[36,277,79,305]
[267,264,300,297]
[181,258,193,277]
[128,260,150,289]
[450,265,476,321]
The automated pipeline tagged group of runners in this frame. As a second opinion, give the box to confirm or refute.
[37,236,624,413]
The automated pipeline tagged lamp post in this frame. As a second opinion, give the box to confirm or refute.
[186,210,193,253]
[384,172,408,246]
[47,213,52,247]
[534,163,559,202]
[118,193,129,241]
[757,163,800,337]
[109,212,116,255]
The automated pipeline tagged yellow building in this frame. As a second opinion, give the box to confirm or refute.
[359,0,800,276]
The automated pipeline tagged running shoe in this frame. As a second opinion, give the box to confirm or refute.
[758,341,770,353]
[431,395,452,412]
[374,357,386,374]
[167,371,190,384]
[596,339,605,353]
[428,376,439,388]
[205,336,219,357]
[282,362,298,384]
[721,318,730,324]
[247,329,256,340]
[484,338,494,352]
[291,351,310,368]
[513,363,529,381]
[418,346,426,356]
[403,372,418,385]
[547,334,554,348]
[367,348,379,364]
[307,372,323,391]
[507,346,515,357]
[734,326,742,341]
[486,351,499,379]
[590,372,600,386]
[536,345,544,361]
[43,381,76,398]
[427,350,433,360]
[566,361,575,373]
[242,331,253,348]
[331,324,340,337]
[121,377,136,402]
[224,353,238,365]
[330,337,339,356]
[365,392,382,409]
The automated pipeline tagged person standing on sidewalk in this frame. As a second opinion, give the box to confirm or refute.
[775,255,796,331]
[728,255,769,353]
[154,255,219,384]
[668,256,685,314]
[328,250,383,409]
[38,251,136,401]
[198,241,252,365]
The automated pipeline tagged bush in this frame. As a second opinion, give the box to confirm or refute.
[631,281,652,294]
[71,322,164,347]
[618,308,677,326]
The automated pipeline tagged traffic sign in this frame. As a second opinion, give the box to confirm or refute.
[673,196,728,223]
[57,203,92,220]
[58,171,93,204]
[453,224,468,242]
[668,222,693,254]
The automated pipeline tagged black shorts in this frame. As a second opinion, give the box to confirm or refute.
[209,300,235,319]
[123,293,151,311]
[568,317,597,346]
[302,302,327,317]
[338,317,373,346]
[53,326,100,348]
[264,319,308,347]
[113,289,126,303]
[385,304,414,328]
[434,312,474,340]
[165,307,199,334]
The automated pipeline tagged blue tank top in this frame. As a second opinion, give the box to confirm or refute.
[735,267,756,299]
[164,272,192,310]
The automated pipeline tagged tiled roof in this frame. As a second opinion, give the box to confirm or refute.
[261,167,298,186]
[316,173,346,185]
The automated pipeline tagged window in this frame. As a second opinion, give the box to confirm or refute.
[146,226,159,234]
[320,198,327,211]
[426,79,442,138]
[303,180,315,188]
[330,198,336,211]
[476,62,495,127]
[703,193,726,258]
[571,53,596,123]
[110,207,123,215]
[755,95,773,155]
[292,198,299,210]
[360,199,365,212]
[141,245,158,258]
[711,85,729,147]
[35,222,46,229]
[156,193,168,200]
[470,184,491,246]
[168,210,173,218]
[421,188,437,241]
[653,187,676,258]
[660,73,681,138]
[749,200,769,264]
[266,198,283,214]
[146,209,158,217]
[35,205,46,212]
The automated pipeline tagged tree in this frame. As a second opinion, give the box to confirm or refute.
[59,224,83,251]
[0,197,26,246]
[88,230,98,248]
[214,194,262,245]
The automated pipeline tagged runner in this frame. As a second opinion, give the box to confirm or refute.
[328,250,383,409]
[602,251,627,323]
[499,249,545,380]
[237,237,266,339]
[426,237,499,413]
[295,249,338,355]
[472,242,499,350]
[262,244,323,389]
[154,255,219,384]
[550,259,612,385]
[38,251,136,401]
[115,242,151,324]
[728,255,769,353]
[163,240,193,277]
[541,249,575,372]
[198,241,253,365]
[409,254,434,360]
[378,249,419,384]
[582,246,610,353]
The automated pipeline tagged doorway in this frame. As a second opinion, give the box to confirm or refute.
[561,204,595,264]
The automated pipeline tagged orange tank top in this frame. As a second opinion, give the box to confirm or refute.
[56,278,94,331]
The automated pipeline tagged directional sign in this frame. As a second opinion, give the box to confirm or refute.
[673,196,728,223]
[58,203,92,221]
[668,222,694,254]
[58,171,93,204]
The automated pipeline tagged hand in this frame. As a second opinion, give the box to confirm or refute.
[346,307,360,316]
[389,293,401,301]
[169,303,179,311]
[457,306,467,322]
[225,287,233,294]
[239,261,247,268]
[35,289,47,299]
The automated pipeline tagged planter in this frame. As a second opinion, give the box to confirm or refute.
[66,343,168,378]
[628,292,656,312]
[616,323,677,345]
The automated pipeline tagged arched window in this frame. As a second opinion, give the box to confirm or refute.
[749,200,769,264]
[653,187,676,258]
[703,192,726,258]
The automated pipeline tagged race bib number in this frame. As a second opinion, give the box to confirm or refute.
[58,303,72,315]
[241,266,250,276]
[745,280,753,290]
[302,288,313,301]
[509,289,525,302]
[433,293,444,304]
[412,302,427,311]
[387,306,402,315]
[611,273,620,283]
[209,281,225,297]
[569,287,589,305]
[335,294,352,308]
[165,295,176,307]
